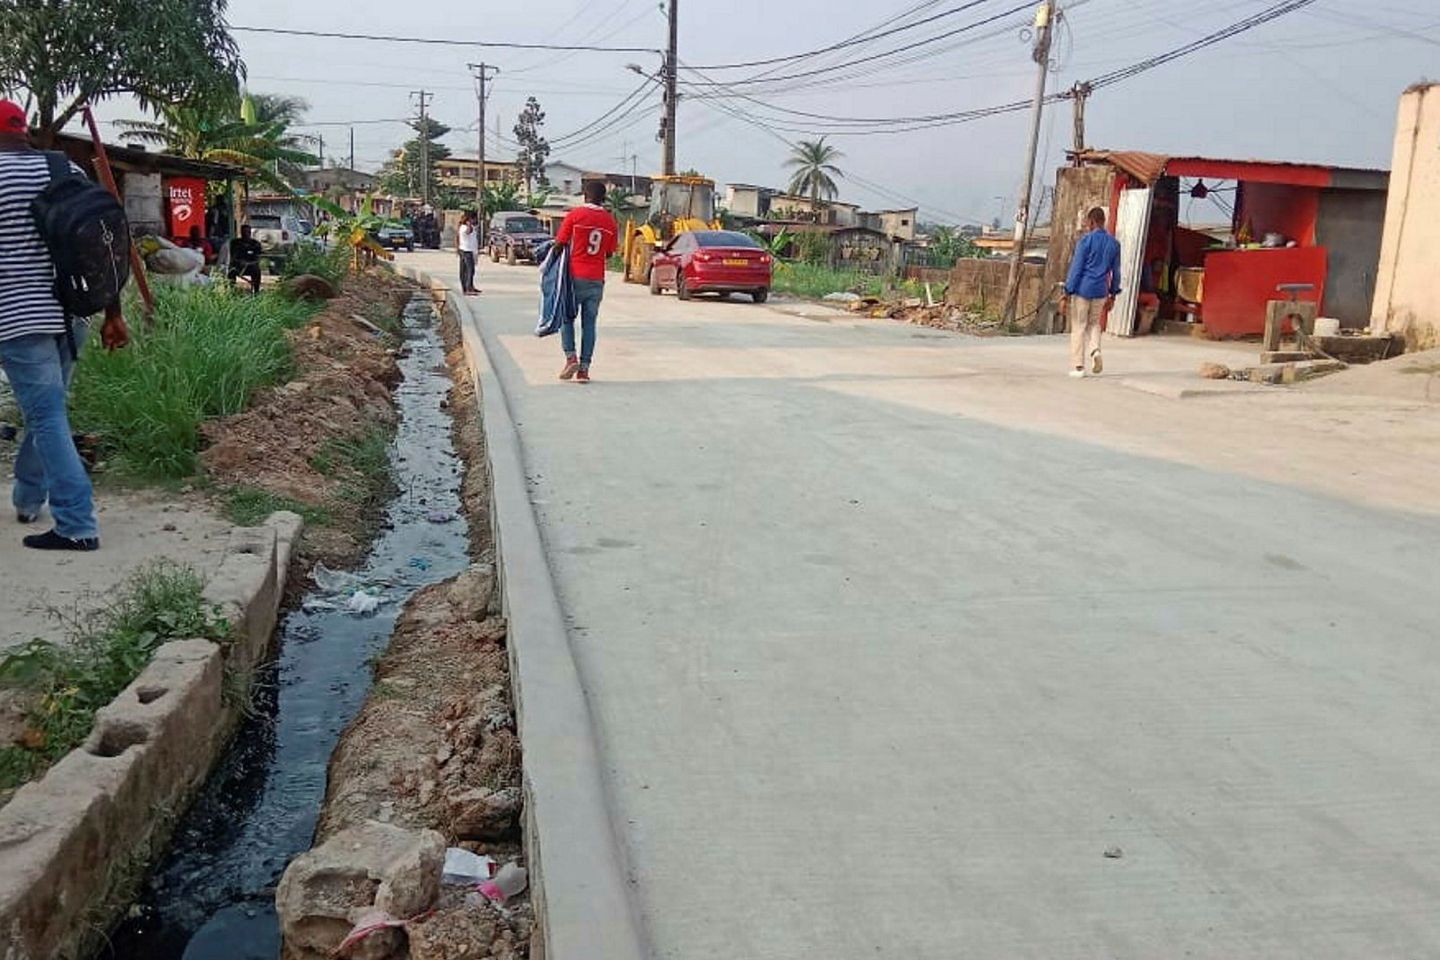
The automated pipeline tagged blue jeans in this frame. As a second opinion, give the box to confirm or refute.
[562,280,605,366]
[0,327,97,539]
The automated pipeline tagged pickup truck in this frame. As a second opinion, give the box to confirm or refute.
[247,213,305,273]
[376,221,415,252]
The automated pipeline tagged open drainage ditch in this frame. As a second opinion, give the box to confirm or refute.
[106,294,469,960]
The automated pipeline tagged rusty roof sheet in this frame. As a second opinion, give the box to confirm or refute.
[1070,149,1387,185]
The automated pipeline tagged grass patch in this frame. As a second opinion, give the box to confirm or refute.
[770,262,921,301]
[221,486,331,527]
[70,285,319,481]
[282,243,353,287]
[0,562,231,795]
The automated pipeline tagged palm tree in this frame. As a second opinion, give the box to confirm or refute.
[785,138,845,210]
[115,93,318,190]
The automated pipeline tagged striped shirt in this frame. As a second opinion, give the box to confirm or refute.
[0,149,85,342]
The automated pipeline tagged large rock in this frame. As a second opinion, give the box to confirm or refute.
[277,820,445,960]
[445,785,523,840]
[285,274,338,302]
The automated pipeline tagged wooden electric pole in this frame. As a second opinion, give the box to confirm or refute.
[663,0,678,176]
[410,89,433,203]
[1001,1,1057,328]
[469,63,500,225]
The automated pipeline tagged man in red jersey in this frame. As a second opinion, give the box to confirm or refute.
[553,180,618,383]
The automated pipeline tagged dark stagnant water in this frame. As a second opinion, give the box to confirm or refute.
[105,295,471,960]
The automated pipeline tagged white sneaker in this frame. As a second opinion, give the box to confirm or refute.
[1069,369,1086,379]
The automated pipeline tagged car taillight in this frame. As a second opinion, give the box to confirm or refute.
[760,254,772,265]
[694,252,713,263]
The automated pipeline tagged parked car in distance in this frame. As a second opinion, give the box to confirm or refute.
[488,212,551,265]
[376,221,415,252]
[649,230,773,302]
[247,213,304,273]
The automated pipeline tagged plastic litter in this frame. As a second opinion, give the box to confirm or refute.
[311,563,363,594]
[442,847,497,886]
[344,591,383,616]
[823,292,862,302]
[479,862,528,904]
[408,556,432,572]
[426,510,456,524]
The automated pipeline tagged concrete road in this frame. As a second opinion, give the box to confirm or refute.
[407,250,1440,959]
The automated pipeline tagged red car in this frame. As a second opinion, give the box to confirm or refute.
[649,230,773,303]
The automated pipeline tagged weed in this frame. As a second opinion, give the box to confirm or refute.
[222,486,331,527]
[70,285,319,480]
[360,299,405,338]
[770,262,921,301]
[281,244,352,287]
[0,562,231,794]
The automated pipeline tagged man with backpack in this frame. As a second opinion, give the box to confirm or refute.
[0,99,129,551]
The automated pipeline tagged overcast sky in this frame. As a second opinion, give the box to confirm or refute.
[94,0,1440,224]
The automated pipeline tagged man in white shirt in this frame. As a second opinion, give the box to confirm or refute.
[457,211,480,296]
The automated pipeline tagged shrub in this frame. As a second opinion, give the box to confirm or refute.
[770,262,920,300]
[70,284,317,479]
[282,243,352,286]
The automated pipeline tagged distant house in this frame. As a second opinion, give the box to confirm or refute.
[582,170,654,202]
[725,183,778,219]
[435,157,522,191]
[859,208,919,242]
[545,161,589,197]
[752,221,903,275]
[768,192,860,227]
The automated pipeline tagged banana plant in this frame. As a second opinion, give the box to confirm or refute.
[311,195,395,270]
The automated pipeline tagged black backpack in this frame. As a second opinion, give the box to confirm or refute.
[30,152,131,318]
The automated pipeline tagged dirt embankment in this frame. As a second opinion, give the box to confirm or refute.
[202,270,416,572]
[287,306,532,959]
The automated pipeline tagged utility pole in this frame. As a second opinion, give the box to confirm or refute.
[662,0,678,176]
[348,127,355,171]
[410,89,433,203]
[1070,81,1092,159]
[1001,1,1057,327]
[469,63,500,224]
[316,133,324,168]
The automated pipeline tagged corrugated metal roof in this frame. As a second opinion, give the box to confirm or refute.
[1069,149,1388,185]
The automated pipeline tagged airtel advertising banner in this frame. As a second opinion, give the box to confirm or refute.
[167,177,207,240]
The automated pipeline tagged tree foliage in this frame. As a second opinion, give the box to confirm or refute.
[926,225,979,265]
[115,92,317,190]
[0,0,243,137]
[378,116,451,201]
[785,137,845,205]
[513,97,550,194]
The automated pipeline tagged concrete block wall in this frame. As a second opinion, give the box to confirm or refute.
[1370,83,1440,350]
[0,511,302,960]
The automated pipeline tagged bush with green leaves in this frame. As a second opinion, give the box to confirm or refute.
[70,284,318,479]
[281,242,352,286]
[0,563,230,794]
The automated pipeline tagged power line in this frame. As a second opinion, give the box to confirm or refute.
[682,1,1037,87]
[689,0,1004,70]
[231,24,659,54]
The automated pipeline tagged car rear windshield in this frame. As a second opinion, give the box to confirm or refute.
[694,231,760,248]
[249,216,282,229]
[504,217,545,233]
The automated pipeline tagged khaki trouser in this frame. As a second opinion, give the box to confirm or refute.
[1069,296,1105,371]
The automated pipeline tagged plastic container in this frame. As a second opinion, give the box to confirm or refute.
[1313,317,1341,337]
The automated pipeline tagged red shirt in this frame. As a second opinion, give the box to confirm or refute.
[556,204,619,282]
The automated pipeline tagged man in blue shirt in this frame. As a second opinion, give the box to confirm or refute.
[1061,206,1122,378]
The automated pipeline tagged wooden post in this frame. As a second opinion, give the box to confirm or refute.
[81,105,154,320]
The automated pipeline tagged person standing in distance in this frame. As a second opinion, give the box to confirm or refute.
[0,100,126,550]
[554,181,618,384]
[1061,206,1121,378]
[457,210,480,296]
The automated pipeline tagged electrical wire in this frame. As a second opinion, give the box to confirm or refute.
[230,24,659,54]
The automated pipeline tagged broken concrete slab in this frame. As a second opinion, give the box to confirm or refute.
[276,820,446,960]
[0,511,301,960]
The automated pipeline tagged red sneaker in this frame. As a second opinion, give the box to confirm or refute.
[559,358,580,381]
[575,367,591,384]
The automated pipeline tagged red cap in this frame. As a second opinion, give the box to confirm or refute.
[0,101,26,134]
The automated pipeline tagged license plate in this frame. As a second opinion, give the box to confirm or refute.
[723,258,749,266]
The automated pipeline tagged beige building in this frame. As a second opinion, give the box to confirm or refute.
[1371,83,1440,349]
[435,157,522,190]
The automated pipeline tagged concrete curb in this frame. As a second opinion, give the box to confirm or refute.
[395,264,649,960]
[0,510,304,960]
